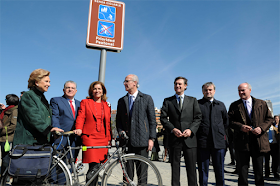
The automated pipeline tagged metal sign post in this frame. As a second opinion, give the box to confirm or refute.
[98,49,107,83]
[86,0,125,83]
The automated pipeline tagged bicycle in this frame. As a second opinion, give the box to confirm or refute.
[1,131,163,186]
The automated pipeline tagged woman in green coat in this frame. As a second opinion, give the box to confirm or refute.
[13,69,63,146]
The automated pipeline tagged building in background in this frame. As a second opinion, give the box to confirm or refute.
[265,100,274,117]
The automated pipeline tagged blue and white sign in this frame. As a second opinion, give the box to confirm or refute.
[97,21,115,38]
[98,5,116,22]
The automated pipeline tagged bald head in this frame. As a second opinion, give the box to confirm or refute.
[123,74,139,94]
[238,83,252,100]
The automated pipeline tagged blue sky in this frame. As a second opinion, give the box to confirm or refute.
[1,0,279,115]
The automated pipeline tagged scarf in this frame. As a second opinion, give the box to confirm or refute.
[0,105,15,120]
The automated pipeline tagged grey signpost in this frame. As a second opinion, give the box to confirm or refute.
[99,49,107,83]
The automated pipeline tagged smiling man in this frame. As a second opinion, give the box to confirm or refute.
[50,80,81,159]
[228,82,273,185]
[160,76,202,186]
[197,82,228,186]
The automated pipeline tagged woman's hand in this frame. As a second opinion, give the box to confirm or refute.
[73,129,82,136]
[51,127,64,133]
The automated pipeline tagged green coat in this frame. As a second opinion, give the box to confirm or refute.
[13,89,52,146]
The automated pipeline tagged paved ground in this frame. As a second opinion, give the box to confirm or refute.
[76,143,280,186]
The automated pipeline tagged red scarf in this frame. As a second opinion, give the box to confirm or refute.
[0,105,15,120]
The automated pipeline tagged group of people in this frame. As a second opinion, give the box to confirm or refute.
[159,78,278,186]
[0,68,278,186]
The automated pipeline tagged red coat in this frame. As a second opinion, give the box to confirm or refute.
[75,99,111,163]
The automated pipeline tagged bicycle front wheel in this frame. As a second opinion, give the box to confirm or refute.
[1,156,72,186]
[101,154,162,186]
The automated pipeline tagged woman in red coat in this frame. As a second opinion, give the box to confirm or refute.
[74,81,111,186]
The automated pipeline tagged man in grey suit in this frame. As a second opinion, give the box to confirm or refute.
[116,74,157,184]
[160,76,202,186]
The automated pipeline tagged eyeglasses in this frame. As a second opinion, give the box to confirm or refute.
[123,80,134,83]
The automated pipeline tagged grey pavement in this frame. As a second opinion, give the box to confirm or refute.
[76,143,280,186]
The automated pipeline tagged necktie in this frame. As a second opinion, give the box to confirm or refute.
[129,96,134,117]
[69,100,75,118]
[179,96,183,111]
[245,100,251,118]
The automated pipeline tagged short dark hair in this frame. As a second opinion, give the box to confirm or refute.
[202,82,216,90]
[20,91,26,94]
[174,76,188,85]
[6,94,19,106]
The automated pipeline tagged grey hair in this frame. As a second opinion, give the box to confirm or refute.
[202,82,216,90]
[130,74,140,88]
[245,82,252,90]
[64,80,77,88]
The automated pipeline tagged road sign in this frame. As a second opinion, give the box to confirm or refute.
[97,21,115,38]
[86,0,125,52]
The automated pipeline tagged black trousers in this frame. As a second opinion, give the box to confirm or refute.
[238,150,264,186]
[265,143,279,176]
[169,141,197,186]
[126,144,148,185]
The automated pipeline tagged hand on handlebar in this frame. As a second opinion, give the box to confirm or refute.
[73,129,82,136]
[119,131,128,140]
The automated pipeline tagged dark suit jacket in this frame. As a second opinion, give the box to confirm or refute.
[50,95,80,132]
[197,98,228,149]
[160,95,202,148]
[228,96,273,153]
[116,91,157,147]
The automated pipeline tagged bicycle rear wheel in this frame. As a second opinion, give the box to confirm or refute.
[1,157,72,186]
[101,154,162,186]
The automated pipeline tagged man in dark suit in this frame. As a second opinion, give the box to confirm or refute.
[228,82,273,186]
[197,82,228,186]
[116,74,157,184]
[160,76,202,186]
[50,80,81,159]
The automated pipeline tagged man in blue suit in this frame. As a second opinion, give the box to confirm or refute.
[197,82,228,186]
[50,80,81,160]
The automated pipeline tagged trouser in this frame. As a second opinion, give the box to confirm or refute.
[0,142,12,176]
[86,162,100,186]
[169,141,197,186]
[125,145,148,185]
[197,148,225,186]
[238,150,264,186]
[265,143,279,176]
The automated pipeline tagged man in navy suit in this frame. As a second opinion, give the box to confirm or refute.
[197,82,228,186]
[50,80,81,160]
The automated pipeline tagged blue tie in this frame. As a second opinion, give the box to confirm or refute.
[268,127,273,143]
[129,96,134,117]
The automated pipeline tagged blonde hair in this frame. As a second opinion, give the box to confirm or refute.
[87,81,107,101]
[28,69,50,89]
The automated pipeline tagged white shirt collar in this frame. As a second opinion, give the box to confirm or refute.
[175,94,184,99]
[242,96,252,105]
[129,90,138,101]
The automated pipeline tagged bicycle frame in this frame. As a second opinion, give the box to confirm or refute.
[54,133,136,186]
